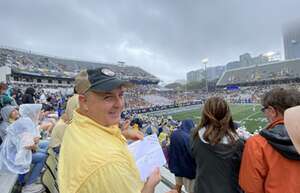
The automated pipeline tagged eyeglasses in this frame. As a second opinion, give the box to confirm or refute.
[261,106,268,112]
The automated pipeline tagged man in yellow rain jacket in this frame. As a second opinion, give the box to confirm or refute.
[58,68,175,193]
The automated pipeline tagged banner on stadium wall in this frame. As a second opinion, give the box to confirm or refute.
[226,85,240,91]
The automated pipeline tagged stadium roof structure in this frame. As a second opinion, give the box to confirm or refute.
[11,67,74,80]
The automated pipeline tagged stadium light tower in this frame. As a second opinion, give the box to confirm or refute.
[202,58,209,93]
[263,51,275,62]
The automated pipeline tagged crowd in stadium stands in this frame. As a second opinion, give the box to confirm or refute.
[124,85,200,110]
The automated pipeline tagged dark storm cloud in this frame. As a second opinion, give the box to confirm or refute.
[0,0,300,82]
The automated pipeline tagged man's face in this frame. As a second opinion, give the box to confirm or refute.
[80,87,125,127]
[262,105,278,123]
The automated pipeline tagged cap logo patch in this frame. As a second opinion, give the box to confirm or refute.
[101,68,115,77]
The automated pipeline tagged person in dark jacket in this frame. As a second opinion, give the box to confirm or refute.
[191,97,244,193]
[169,119,196,193]
[11,88,23,105]
[22,87,36,104]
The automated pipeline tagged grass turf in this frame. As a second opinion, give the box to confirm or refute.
[170,104,268,133]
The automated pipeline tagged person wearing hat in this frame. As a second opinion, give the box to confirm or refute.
[239,88,300,193]
[49,91,79,154]
[284,105,300,154]
[58,68,174,193]
[0,105,19,142]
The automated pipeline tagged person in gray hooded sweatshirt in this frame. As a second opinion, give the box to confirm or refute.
[0,105,19,142]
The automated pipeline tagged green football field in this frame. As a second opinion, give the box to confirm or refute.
[170,104,268,133]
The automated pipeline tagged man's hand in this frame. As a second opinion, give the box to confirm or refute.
[142,167,161,193]
[146,167,161,188]
[121,119,144,141]
[120,119,131,131]
[25,144,37,151]
[122,129,144,141]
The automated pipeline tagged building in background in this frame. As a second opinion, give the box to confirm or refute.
[186,69,204,83]
[207,65,226,81]
[226,53,269,70]
[186,65,225,83]
[283,21,300,60]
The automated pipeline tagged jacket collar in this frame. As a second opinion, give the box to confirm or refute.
[73,110,126,143]
[266,118,284,130]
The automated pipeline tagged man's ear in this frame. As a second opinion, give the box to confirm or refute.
[78,94,89,111]
[78,94,86,102]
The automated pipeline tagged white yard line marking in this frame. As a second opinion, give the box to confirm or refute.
[240,111,261,122]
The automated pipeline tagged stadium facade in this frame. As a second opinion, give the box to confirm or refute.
[0,66,74,87]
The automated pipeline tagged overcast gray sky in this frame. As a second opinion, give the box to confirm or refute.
[0,0,300,83]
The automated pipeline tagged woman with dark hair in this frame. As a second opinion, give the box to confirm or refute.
[191,97,244,193]
[22,87,36,104]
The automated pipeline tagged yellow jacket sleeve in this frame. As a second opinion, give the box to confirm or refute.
[77,161,144,193]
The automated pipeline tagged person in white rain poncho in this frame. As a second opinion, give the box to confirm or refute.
[19,104,49,153]
[0,117,36,174]
[0,104,47,193]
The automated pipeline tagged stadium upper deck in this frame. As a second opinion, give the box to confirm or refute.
[217,58,300,86]
[0,47,159,84]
